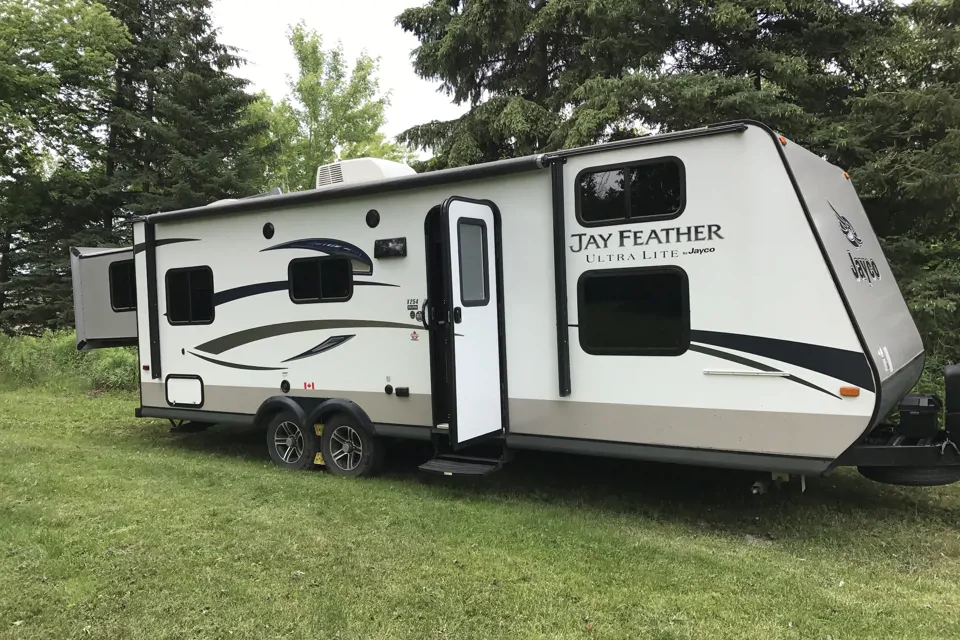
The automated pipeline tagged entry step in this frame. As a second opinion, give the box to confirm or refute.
[419,454,503,476]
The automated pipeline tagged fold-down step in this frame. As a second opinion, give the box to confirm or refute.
[419,454,504,476]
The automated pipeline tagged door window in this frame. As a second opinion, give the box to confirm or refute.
[457,219,489,306]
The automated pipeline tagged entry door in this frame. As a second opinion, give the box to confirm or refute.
[442,197,507,448]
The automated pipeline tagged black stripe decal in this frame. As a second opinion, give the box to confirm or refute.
[188,351,287,371]
[214,281,287,306]
[282,335,355,363]
[689,344,841,399]
[195,319,424,354]
[133,238,198,255]
[689,330,874,391]
[213,280,399,306]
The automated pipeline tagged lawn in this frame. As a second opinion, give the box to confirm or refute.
[1,390,959,639]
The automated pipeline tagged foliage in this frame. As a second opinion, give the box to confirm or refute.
[0,0,129,330]
[0,331,137,392]
[0,0,269,334]
[251,22,414,193]
[400,0,960,391]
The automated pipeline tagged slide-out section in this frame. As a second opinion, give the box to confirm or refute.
[70,247,138,350]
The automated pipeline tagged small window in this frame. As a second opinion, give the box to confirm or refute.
[288,257,353,303]
[577,267,689,356]
[166,266,214,324]
[457,218,489,306]
[577,157,684,226]
[109,260,136,311]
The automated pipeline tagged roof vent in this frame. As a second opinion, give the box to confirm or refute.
[316,162,344,188]
[316,157,416,190]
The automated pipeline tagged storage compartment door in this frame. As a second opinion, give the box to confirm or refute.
[70,247,138,350]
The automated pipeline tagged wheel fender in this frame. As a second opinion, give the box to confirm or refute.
[306,398,375,436]
[254,396,308,428]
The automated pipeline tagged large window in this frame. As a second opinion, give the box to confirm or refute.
[288,257,353,303]
[109,260,136,311]
[457,218,489,306]
[166,266,214,324]
[577,157,685,226]
[577,267,689,356]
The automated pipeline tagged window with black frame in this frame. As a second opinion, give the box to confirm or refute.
[109,260,137,311]
[577,267,689,356]
[578,158,684,226]
[166,266,214,324]
[288,256,353,303]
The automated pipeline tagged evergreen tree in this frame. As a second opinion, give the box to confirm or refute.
[0,0,127,330]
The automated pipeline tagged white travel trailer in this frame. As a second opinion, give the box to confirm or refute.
[70,121,960,487]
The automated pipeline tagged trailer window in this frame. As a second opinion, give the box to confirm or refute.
[166,266,214,325]
[577,157,684,226]
[577,267,689,356]
[457,218,489,306]
[109,260,136,311]
[288,257,353,303]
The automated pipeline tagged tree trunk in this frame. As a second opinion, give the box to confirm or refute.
[0,230,11,320]
[104,73,121,235]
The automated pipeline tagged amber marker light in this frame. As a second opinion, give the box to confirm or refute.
[840,386,860,398]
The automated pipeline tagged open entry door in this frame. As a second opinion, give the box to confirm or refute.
[70,247,138,350]
[442,197,508,448]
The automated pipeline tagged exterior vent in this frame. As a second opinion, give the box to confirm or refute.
[316,162,344,188]
[315,157,416,190]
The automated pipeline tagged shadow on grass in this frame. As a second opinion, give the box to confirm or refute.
[131,418,960,548]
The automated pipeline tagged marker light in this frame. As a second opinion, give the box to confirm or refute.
[840,386,860,397]
[778,136,787,146]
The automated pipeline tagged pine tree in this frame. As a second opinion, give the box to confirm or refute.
[0,0,127,330]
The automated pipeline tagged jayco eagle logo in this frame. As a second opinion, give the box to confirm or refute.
[829,200,881,286]
[830,201,863,248]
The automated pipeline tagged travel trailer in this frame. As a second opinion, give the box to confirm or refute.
[70,121,960,488]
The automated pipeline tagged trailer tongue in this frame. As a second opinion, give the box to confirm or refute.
[835,369,960,486]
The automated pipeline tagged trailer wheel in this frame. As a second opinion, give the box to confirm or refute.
[320,413,384,478]
[266,410,319,470]
[857,465,960,487]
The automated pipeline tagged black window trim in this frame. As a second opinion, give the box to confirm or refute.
[108,259,137,312]
[574,155,686,228]
[287,255,354,304]
[456,216,490,307]
[164,265,215,326]
[576,265,690,357]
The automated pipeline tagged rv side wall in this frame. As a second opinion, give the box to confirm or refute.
[132,124,884,470]
[516,125,875,462]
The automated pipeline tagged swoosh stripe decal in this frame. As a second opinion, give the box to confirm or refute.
[214,281,287,306]
[213,280,400,306]
[689,330,874,391]
[188,351,287,371]
[689,344,841,399]
[194,320,424,354]
[282,335,355,363]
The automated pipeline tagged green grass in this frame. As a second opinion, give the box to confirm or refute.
[1,390,959,639]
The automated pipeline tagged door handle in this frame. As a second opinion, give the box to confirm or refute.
[421,298,429,329]
[453,307,462,324]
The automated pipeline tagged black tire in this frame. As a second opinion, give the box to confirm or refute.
[857,465,960,487]
[266,410,320,470]
[320,413,384,478]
